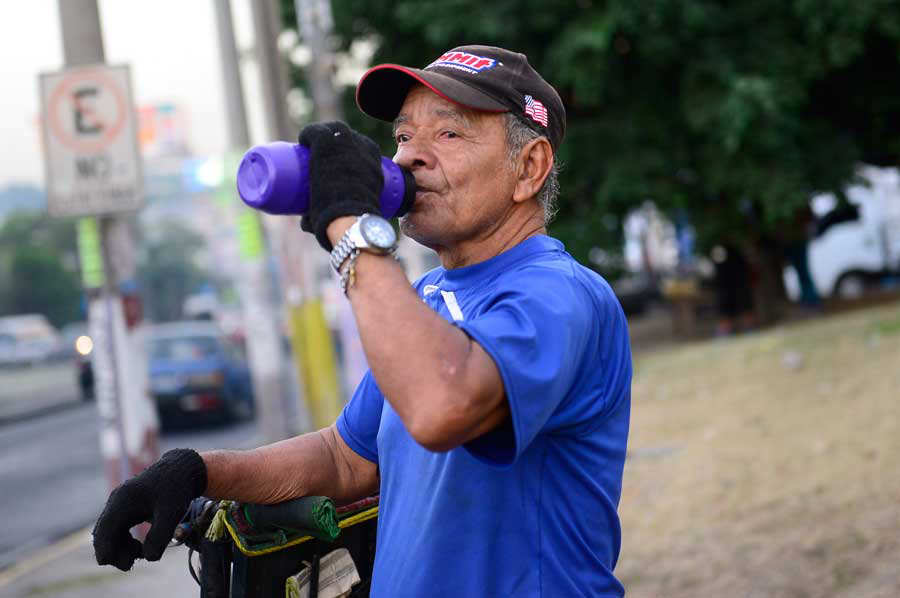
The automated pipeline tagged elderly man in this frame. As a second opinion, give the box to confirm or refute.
[93,45,632,597]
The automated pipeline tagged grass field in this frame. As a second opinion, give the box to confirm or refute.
[617,300,900,598]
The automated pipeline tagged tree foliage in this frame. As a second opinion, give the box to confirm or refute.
[0,211,82,327]
[283,0,900,266]
[136,220,215,322]
[0,210,221,327]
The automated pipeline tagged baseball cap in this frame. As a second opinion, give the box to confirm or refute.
[356,45,566,151]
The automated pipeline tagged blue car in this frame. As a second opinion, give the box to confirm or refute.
[148,321,255,428]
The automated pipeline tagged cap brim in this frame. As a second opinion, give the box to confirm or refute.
[356,64,509,123]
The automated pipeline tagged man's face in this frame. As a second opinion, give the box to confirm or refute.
[392,85,517,255]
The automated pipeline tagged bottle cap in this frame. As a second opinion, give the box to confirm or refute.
[237,142,310,214]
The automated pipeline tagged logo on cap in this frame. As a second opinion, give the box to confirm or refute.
[524,95,549,127]
[426,51,497,74]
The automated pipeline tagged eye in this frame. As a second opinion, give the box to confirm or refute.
[441,130,459,139]
[395,132,410,144]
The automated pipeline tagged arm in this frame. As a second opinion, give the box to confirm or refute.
[327,218,508,452]
[202,424,379,505]
[298,121,508,452]
[93,421,378,571]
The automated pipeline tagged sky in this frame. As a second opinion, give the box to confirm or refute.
[0,0,268,188]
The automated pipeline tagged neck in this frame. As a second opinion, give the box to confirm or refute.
[437,206,546,269]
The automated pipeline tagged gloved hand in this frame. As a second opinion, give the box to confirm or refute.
[298,121,384,250]
[92,448,207,571]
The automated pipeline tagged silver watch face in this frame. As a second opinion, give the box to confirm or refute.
[359,215,397,251]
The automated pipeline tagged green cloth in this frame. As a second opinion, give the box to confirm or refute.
[239,496,340,544]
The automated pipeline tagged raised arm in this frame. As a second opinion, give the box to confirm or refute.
[298,121,511,453]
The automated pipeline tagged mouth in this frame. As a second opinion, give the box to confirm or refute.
[413,187,437,204]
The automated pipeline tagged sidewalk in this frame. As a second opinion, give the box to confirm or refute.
[0,528,199,598]
[0,361,83,425]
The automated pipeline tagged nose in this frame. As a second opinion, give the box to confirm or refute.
[393,138,435,171]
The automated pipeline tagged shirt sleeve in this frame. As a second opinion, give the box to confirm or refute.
[335,370,383,464]
[456,269,591,466]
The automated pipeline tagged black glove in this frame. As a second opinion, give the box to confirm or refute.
[92,448,207,571]
[298,121,384,250]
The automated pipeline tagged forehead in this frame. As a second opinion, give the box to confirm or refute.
[394,85,495,129]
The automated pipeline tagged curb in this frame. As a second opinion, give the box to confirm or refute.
[0,526,92,590]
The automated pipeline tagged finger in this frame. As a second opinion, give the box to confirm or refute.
[352,130,380,156]
[322,121,351,136]
[93,519,143,570]
[95,532,143,571]
[142,503,186,561]
[92,486,150,569]
[299,122,341,148]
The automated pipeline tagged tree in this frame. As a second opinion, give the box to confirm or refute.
[282,0,900,320]
[136,220,220,322]
[6,247,82,327]
[0,211,82,327]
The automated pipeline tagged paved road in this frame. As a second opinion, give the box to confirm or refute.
[0,402,260,571]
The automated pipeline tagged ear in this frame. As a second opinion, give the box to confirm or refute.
[512,137,554,204]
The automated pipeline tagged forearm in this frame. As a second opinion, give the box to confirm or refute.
[350,252,468,392]
[201,425,377,504]
[342,250,507,449]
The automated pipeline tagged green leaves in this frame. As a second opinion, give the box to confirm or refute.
[0,212,82,327]
[284,0,900,264]
[136,221,219,322]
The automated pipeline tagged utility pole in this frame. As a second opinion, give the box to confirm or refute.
[249,0,345,430]
[55,0,158,490]
[250,0,295,141]
[212,0,289,443]
[295,0,342,121]
[292,0,373,407]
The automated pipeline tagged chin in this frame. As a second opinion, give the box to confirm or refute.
[399,213,442,250]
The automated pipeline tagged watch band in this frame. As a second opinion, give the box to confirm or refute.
[329,217,362,272]
[339,248,361,295]
[329,214,397,273]
[338,247,400,296]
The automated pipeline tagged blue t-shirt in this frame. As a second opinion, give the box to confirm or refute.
[337,235,632,597]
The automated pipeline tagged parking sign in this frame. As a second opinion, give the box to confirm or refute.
[40,64,143,217]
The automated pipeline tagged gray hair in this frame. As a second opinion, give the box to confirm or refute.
[503,113,560,224]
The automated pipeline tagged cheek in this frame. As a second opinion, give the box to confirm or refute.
[442,159,483,203]
[452,160,512,207]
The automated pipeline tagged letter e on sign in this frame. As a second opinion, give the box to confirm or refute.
[39,64,143,217]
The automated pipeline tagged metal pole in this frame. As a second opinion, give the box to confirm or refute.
[213,0,289,442]
[212,0,250,148]
[295,0,342,121]
[99,222,128,484]
[251,0,295,141]
[293,0,371,415]
[252,0,345,429]
[56,0,157,488]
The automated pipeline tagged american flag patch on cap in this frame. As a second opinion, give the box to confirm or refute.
[524,95,549,127]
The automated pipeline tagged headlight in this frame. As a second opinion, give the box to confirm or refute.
[186,372,224,387]
[75,335,93,356]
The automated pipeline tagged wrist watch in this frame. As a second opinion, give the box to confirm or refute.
[329,213,398,273]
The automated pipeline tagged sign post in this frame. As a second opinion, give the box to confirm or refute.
[40,11,157,496]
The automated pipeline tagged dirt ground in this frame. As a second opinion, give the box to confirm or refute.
[617,299,900,597]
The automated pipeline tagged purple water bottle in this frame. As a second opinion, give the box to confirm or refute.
[236,142,416,218]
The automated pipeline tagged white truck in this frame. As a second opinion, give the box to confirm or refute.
[784,166,900,300]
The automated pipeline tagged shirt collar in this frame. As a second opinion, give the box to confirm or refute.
[438,235,564,290]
